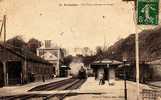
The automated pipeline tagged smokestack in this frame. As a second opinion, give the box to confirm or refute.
[45,40,51,48]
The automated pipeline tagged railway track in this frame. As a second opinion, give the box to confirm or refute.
[44,79,86,100]
[29,78,76,91]
[0,79,86,100]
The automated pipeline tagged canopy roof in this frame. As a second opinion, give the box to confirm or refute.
[91,58,122,66]
[148,59,161,65]
[0,43,52,65]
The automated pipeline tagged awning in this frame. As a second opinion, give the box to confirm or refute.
[91,58,122,65]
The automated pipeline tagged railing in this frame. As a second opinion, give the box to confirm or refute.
[142,89,161,100]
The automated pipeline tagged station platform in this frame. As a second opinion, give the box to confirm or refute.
[65,77,153,100]
[0,77,70,96]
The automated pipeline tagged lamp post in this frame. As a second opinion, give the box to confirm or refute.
[123,59,127,100]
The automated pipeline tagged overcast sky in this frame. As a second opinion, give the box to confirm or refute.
[0,0,160,53]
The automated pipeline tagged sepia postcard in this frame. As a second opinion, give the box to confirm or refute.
[0,0,161,100]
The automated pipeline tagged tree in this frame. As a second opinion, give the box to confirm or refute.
[83,55,96,66]
[27,38,41,54]
[61,48,67,57]
[63,55,73,66]
[83,47,90,56]
[95,46,104,60]
[7,35,26,49]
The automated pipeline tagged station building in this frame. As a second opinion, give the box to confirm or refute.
[0,43,53,87]
[115,61,151,82]
[90,59,122,83]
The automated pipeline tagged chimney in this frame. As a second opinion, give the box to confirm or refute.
[45,40,51,48]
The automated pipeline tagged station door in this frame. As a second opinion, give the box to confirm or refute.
[7,61,22,85]
[0,62,4,87]
[104,68,109,80]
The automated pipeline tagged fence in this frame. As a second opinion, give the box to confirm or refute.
[142,89,161,100]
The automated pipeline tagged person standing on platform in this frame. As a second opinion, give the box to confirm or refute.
[42,75,45,82]
[99,73,104,85]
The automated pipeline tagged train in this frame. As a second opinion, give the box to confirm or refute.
[69,60,87,79]
[69,65,87,79]
[77,67,87,79]
[69,66,87,79]
[69,56,87,79]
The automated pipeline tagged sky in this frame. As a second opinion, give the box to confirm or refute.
[0,0,160,54]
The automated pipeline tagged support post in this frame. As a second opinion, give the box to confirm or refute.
[22,60,27,84]
[57,49,60,77]
[3,61,7,86]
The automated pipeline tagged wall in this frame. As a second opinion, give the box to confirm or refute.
[150,64,161,81]
[26,61,53,82]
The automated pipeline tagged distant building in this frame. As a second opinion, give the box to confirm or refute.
[82,47,93,56]
[37,40,64,76]
[73,48,83,56]
[69,47,93,56]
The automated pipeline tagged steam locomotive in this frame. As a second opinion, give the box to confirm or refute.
[77,67,87,79]
[70,67,87,79]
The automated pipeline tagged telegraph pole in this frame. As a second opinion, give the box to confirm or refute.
[0,15,7,86]
[3,15,6,43]
[135,1,140,99]
[135,19,140,100]
[0,15,7,43]
[0,19,4,38]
